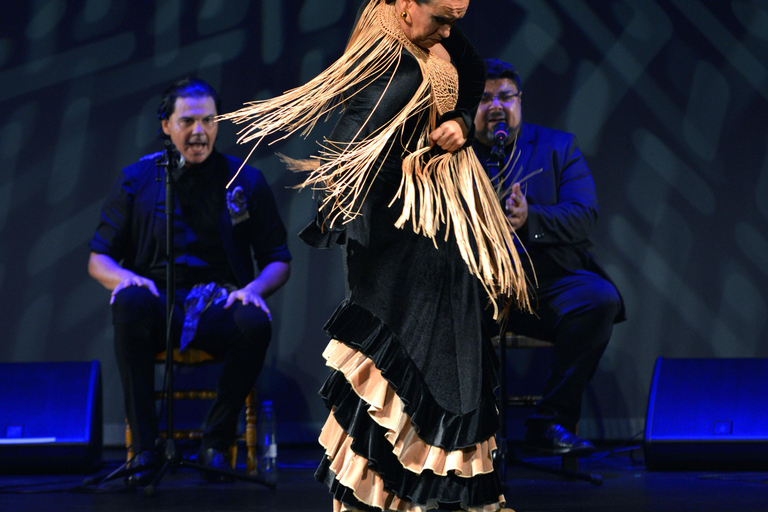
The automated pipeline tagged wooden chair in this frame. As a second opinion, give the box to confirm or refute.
[125,348,258,474]
[493,332,600,483]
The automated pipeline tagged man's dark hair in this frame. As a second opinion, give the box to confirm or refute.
[157,77,221,121]
[484,59,522,91]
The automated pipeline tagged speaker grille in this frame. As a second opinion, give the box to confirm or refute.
[646,358,768,441]
[0,362,99,441]
[645,357,768,470]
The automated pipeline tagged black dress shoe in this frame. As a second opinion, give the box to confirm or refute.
[197,447,236,483]
[524,424,596,456]
[125,450,159,487]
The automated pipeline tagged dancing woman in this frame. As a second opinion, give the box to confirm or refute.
[222,1,529,510]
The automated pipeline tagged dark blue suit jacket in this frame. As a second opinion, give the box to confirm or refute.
[475,122,625,322]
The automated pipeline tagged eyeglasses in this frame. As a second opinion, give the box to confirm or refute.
[479,91,522,104]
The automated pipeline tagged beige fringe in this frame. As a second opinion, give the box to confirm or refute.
[219,0,530,315]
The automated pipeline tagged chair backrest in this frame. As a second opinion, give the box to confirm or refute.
[492,332,554,349]
[155,348,216,365]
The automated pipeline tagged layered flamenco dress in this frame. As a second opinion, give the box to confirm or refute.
[221,2,529,510]
[311,201,510,511]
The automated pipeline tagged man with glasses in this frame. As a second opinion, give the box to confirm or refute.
[473,59,625,457]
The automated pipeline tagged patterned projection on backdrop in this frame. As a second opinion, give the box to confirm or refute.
[1,0,767,444]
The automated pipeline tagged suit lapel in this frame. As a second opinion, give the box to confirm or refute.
[505,123,536,189]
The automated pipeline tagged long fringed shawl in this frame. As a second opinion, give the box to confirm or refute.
[220,0,530,315]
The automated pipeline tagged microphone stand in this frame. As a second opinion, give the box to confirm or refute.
[488,134,601,487]
[488,137,507,482]
[488,130,506,200]
[88,139,275,495]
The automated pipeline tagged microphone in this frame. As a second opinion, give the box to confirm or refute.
[164,139,185,170]
[493,121,509,145]
[170,149,185,170]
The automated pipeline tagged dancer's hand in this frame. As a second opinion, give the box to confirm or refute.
[429,119,467,153]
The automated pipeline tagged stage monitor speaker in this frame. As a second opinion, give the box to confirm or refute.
[644,357,768,470]
[0,360,102,473]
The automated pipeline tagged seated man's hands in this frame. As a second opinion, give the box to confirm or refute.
[224,287,271,320]
[220,261,288,320]
[111,275,159,304]
[505,182,528,231]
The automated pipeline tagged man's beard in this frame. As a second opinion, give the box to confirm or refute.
[483,118,521,146]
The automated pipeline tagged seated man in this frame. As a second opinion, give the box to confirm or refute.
[88,78,291,485]
[473,59,625,456]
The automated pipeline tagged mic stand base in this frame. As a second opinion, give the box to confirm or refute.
[144,439,277,496]
[499,447,603,487]
[85,438,277,494]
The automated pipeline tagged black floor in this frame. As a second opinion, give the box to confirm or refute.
[2,444,768,512]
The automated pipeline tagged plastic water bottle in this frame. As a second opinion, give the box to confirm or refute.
[257,400,278,479]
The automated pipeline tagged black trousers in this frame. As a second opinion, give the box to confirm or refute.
[496,269,621,432]
[111,285,271,453]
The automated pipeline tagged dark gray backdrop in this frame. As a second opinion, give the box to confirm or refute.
[2,0,766,446]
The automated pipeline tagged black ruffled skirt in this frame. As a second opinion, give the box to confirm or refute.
[308,211,507,511]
